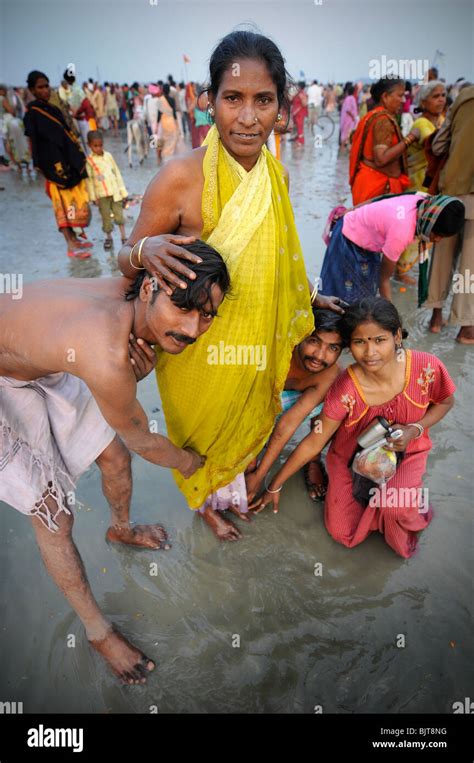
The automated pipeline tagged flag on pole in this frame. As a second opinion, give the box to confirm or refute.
[183,54,191,64]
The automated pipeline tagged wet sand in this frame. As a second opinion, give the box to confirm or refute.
[0,127,472,713]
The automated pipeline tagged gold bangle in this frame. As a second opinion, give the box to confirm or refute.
[137,236,149,266]
[129,241,144,271]
[310,281,319,304]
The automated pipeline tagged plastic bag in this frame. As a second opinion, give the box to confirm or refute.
[352,444,397,485]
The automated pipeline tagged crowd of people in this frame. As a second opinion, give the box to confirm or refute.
[1,30,472,683]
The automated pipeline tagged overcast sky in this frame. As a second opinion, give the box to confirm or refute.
[1,0,472,86]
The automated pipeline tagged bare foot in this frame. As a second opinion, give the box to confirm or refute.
[228,505,252,523]
[429,308,447,334]
[456,326,474,345]
[303,459,327,502]
[89,624,155,684]
[199,505,242,541]
[106,524,170,550]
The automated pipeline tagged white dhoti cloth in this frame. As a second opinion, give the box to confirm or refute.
[0,372,115,532]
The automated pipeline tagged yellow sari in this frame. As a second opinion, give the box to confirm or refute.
[155,125,313,508]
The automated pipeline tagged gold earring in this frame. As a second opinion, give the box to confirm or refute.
[208,106,214,116]
[276,113,282,122]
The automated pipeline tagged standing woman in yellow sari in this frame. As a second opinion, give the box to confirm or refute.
[118,31,341,540]
[407,81,446,190]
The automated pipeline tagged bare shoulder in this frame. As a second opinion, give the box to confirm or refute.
[320,362,344,387]
[328,362,343,381]
[81,342,135,404]
[145,146,207,195]
[75,296,133,382]
[304,362,342,391]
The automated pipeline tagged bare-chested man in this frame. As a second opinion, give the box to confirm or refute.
[0,240,229,684]
[245,308,345,505]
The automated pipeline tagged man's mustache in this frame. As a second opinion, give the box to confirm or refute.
[166,331,196,346]
[305,356,328,368]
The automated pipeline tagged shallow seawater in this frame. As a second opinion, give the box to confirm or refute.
[0,127,472,713]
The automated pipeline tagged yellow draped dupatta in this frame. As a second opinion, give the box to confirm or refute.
[156,125,313,507]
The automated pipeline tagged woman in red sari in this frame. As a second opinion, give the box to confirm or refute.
[291,81,308,145]
[349,78,420,204]
[252,298,456,559]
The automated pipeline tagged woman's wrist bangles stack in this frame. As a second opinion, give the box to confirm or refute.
[129,236,149,270]
[407,422,424,439]
[403,134,416,148]
[310,280,319,304]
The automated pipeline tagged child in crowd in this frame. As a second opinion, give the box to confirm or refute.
[86,130,128,249]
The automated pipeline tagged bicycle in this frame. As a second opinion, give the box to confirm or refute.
[313,110,337,141]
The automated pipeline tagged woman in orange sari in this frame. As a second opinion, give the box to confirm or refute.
[349,78,420,205]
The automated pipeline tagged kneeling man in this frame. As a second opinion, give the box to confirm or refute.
[246,308,345,504]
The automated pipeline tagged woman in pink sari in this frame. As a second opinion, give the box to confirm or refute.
[291,82,308,145]
[339,84,359,149]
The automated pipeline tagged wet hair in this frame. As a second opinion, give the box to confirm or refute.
[311,308,345,344]
[124,240,231,311]
[27,70,49,90]
[341,297,409,345]
[87,129,103,144]
[370,77,404,104]
[431,199,465,236]
[205,30,292,113]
